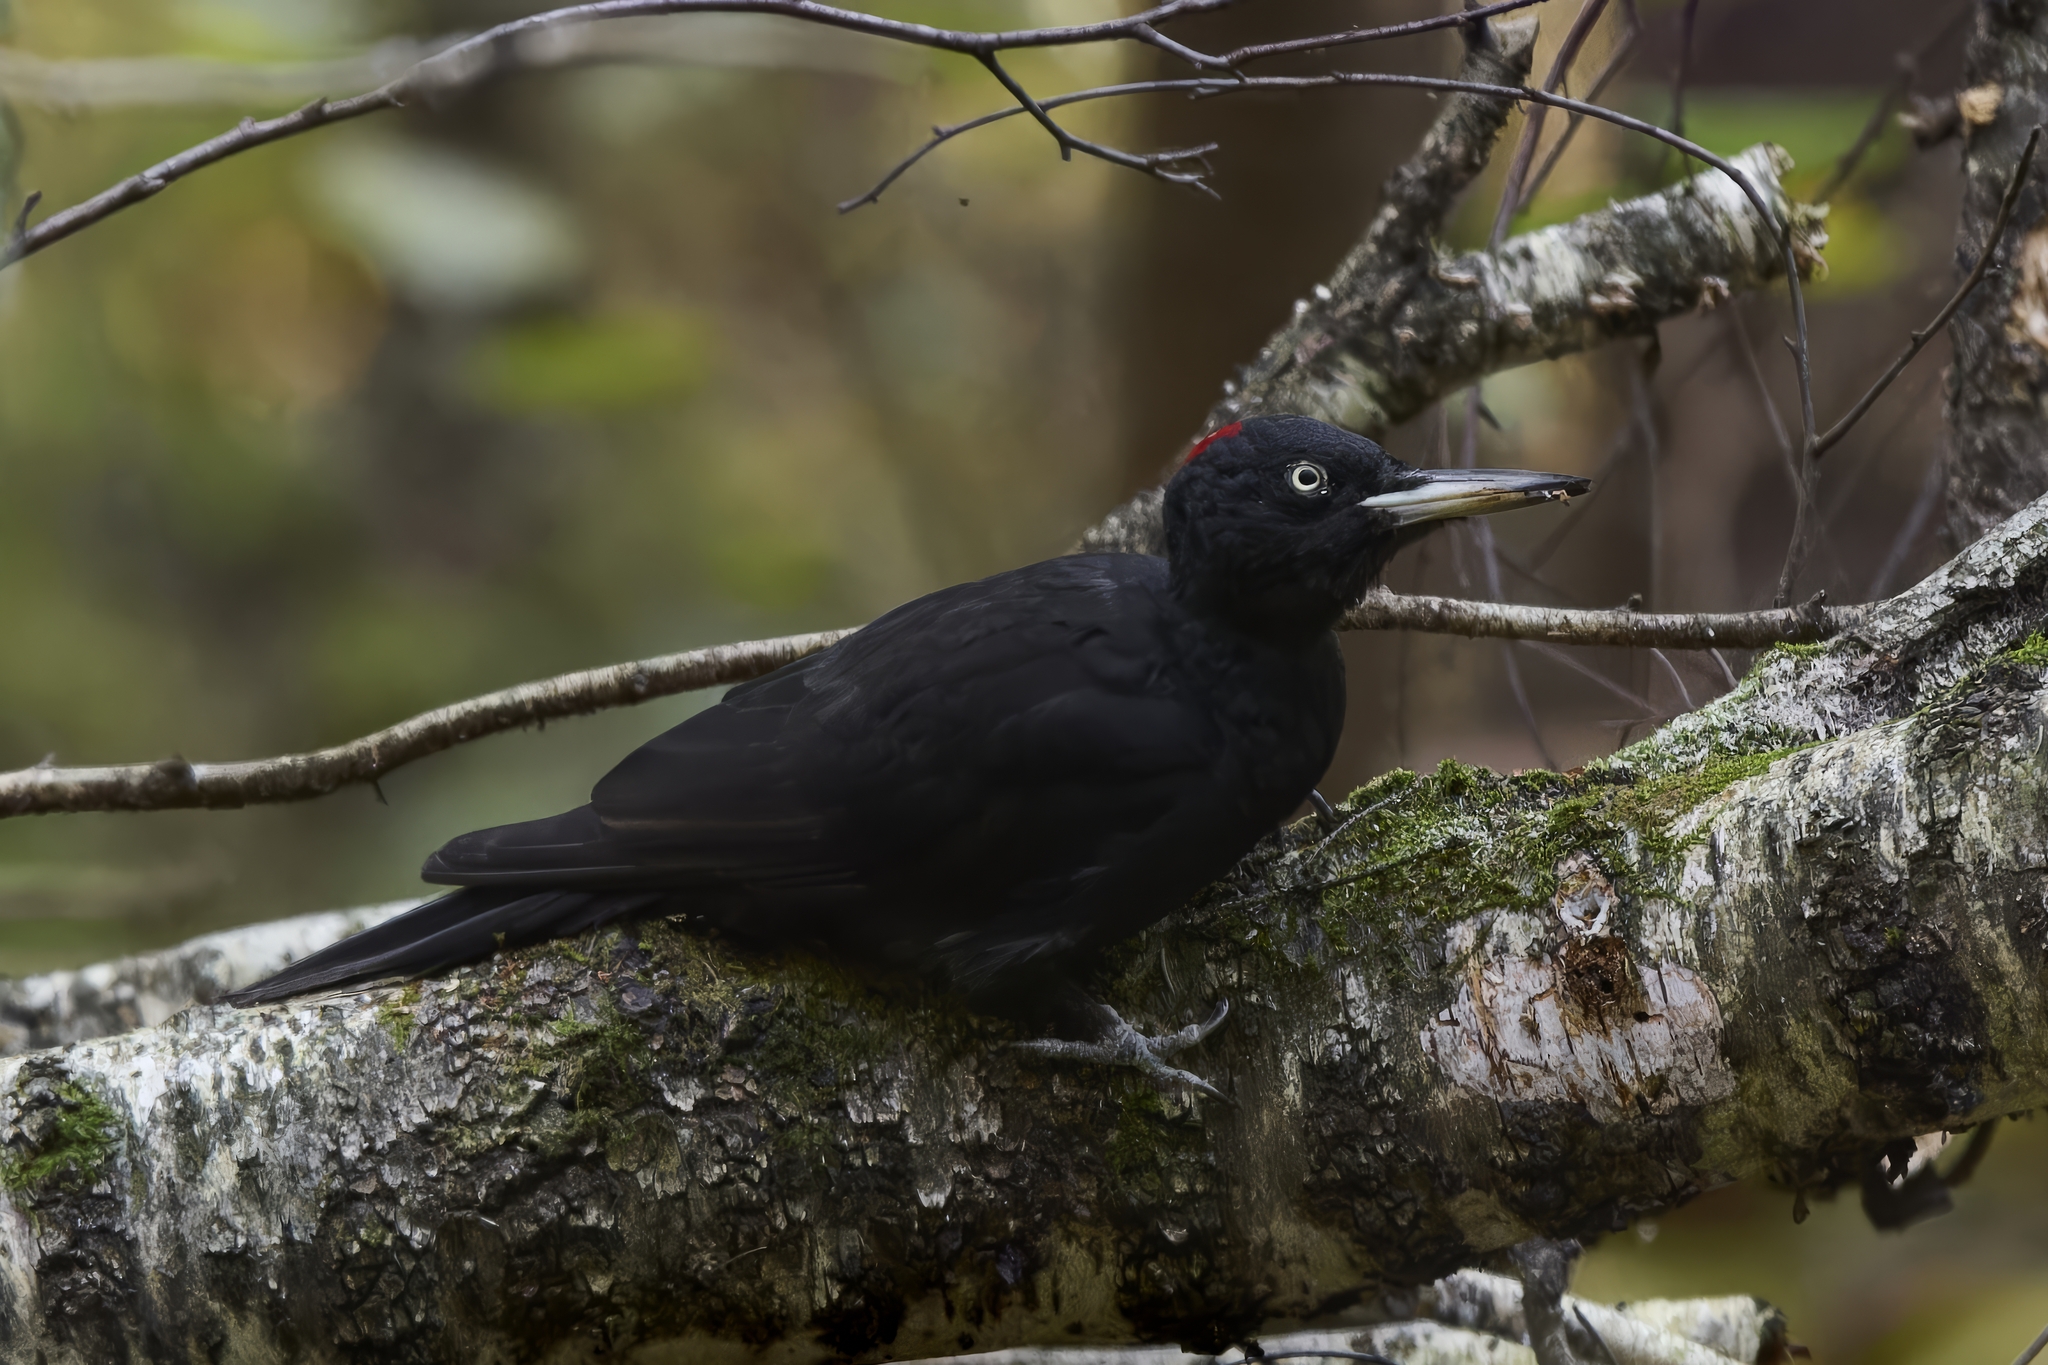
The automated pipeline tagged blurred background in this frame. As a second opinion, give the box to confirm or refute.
[1,0,2037,1359]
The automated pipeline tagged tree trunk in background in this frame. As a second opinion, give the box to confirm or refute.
[1110,0,1444,489]
[1945,0,2048,547]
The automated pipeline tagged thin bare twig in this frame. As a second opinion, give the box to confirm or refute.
[1521,638,1657,713]
[1524,341,1698,575]
[1668,0,1700,169]
[844,68,1822,512]
[1709,648,1739,690]
[1814,57,1915,204]
[1812,125,2042,460]
[975,50,1218,193]
[1216,0,1552,66]
[1725,302,1798,491]
[1630,348,1664,609]
[0,589,1867,820]
[1517,0,1642,211]
[1461,0,1595,774]
[1484,529,1561,768]
[2014,1320,2048,1365]
[1814,2,1972,202]
[1489,0,1608,244]
[1648,647,1695,710]
[0,629,856,818]
[0,0,1569,269]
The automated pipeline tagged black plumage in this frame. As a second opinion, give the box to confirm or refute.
[227,416,1584,1008]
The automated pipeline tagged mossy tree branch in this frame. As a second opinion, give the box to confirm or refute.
[6,486,2048,1363]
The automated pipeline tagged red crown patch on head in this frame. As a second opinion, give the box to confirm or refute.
[1185,421,1243,463]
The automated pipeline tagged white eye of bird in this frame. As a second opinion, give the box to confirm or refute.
[1288,462,1328,496]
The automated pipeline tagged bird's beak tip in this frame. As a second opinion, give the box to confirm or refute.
[1358,468,1590,525]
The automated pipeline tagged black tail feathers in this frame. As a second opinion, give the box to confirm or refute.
[222,886,669,1006]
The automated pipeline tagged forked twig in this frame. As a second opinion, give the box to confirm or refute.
[0,0,1566,270]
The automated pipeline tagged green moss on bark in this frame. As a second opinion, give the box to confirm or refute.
[2,1079,120,1193]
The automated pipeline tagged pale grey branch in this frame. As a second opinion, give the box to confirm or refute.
[0,584,1872,821]
[0,629,853,818]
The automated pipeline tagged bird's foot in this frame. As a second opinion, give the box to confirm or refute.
[1012,998,1231,1101]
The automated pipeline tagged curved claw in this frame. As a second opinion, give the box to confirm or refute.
[1012,998,1233,1102]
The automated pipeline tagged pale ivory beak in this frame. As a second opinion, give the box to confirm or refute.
[1359,468,1592,526]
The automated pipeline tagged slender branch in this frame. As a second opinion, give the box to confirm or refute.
[0,0,1575,270]
[848,70,1808,240]
[1488,0,1608,244]
[2,93,365,267]
[1474,0,1606,765]
[0,629,855,818]
[1516,0,1641,211]
[0,0,1249,269]
[0,588,1868,820]
[852,67,1826,438]
[1666,0,1701,177]
[1813,57,1915,204]
[1773,298,1822,605]
[1520,638,1657,713]
[1812,125,2042,460]
[1813,3,1973,202]
[1342,586,1856,648]
[1725,302,1799,493]
[846,56,1826,485]
[2015,1321,2048,1365]
[0,18,923,110]
[976,50,1218,192]
[1215,0,1552,67]
[1869,449,1945,599]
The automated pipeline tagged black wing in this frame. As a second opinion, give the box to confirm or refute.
[420,555,1246,960]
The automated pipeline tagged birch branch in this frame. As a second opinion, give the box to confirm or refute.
[1080,143,1819,550]
[5,488,2048,1363]
[1079,98,1821,553]
[0,903,415,1058]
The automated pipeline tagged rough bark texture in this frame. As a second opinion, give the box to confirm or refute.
[6,488,2048,1364]
[1079,19,1819,557]
[0,903,413,1058]
[1945,0,2048,547]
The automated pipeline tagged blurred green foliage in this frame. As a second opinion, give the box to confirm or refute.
[0,8,2037,1363]
[1580,1119,2048,1365]
[0,0,1132,968]
[461,309,711,413]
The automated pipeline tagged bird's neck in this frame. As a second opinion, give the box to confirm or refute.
[1170,575,1350,651]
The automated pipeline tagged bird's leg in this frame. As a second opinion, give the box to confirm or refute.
[1012,998,1231,1101]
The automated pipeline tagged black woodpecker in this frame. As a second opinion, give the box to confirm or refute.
[227,415,1585,1082]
